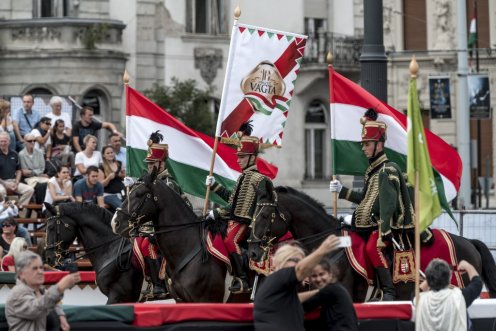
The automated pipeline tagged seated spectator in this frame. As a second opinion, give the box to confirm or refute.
[98,146,124,211]
[30,117,52,154]
[108,133,126,171]
[0,99,17,151]
[0,194,19,221]
[254,235,341,331]
[5,251,80,331]
[72,106,122,153]
[44,165,74,209]
[0,218,31,257]
[416,259,482,331]
[46,119,74,168]
[73,135,102,182]
[1,237,28,272]
[74,166,105,208]
[45,96,72,136]
[300,259,358,331]
[0,132,34,212]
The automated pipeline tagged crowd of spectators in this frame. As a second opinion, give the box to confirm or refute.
[0,94,124,258]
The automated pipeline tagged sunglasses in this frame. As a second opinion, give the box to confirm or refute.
[2,224,14,227]
[25,140,36,143]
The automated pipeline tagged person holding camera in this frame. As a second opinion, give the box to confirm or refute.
[5,251,80,331]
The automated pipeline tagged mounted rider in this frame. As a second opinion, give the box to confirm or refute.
[205,122,274,294]
[330,108,416,301]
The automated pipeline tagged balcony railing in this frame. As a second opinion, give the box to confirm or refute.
[303,30,363,71]
[0,18,125,52]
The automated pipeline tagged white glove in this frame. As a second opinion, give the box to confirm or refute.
[329,180,342,193]
[206,210,215,221]
[123,177,135,187]
[205,175,216,186]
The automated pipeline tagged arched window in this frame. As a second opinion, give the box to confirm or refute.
[305,100,328,180]
[81,89,107,117]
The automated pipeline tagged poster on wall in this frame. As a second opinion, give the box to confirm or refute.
[468,74,491,119]
[429,76,452,119]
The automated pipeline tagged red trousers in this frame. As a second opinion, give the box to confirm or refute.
[224,221,248,255]
[135,237,159,259]
[365,231,390,268]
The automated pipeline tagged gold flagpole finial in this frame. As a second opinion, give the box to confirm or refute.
[409,55,419,78]
[234,5,241,20]
[326,51,334,65]
[123,70,130,85]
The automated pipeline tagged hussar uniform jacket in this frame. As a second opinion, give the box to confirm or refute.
[339,152,415,237]
[211,164,272,224]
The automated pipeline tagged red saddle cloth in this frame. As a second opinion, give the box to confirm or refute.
[344,229,464,287]
[131,237,166,279]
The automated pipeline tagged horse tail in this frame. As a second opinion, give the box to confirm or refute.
[470,239,496,298]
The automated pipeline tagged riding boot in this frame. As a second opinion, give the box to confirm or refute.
[374,267,396,301]
[229,253,251,294]
[145,257,167,298]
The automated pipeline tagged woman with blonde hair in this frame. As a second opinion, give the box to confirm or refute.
[0,99,17,151]
[1,237,28,271]
[73,134,102,181]
[254,235,340,331]
[98,145,125,210]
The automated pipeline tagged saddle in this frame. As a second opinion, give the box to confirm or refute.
[344,229,464,287]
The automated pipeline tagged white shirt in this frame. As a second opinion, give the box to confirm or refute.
[45,112,72,130]
[44,176,72,205]
[74,151,102,176]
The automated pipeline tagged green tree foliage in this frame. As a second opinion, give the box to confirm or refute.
[144,78,216,136]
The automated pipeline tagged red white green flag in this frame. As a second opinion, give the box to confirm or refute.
[329,69,461,215]
[216,23,307,146]
[125,86,278,206]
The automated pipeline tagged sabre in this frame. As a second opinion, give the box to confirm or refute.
[391,237,425,279]
[250,275,259,301]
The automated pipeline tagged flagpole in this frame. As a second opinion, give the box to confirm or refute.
[123,69,131,211]
[409,57,421,305]
[327,51,338,218]
[203,5,242,216]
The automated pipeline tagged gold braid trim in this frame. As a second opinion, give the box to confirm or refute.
[354,172,380,228]
[230,168,266,220]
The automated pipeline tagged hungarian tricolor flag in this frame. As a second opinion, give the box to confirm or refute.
[125,86,278,206]
[216,22,307,146]
[329,69,461,216]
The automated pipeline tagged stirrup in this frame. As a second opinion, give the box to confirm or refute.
[229,277,251,294]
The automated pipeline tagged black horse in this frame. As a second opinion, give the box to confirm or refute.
[44,203,144,304]
[111,174,228,302]
[248,186,496,302]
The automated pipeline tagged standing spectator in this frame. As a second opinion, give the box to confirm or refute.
[30,117,52,154]
[72,106,122,152]
[74,165,105,208]
[0,99,17,151]
[5,250,80,331]
[0,218,31,257]
[13,94,41,151]
[301,259,358,331]
[73,135,102,181]
[108,132,126,171]
[46,119,74,168]
[44,165,74,207]
[1,237,28,272]
[254,235,341,331]
[416,259,482,331]
[45,96,72,136]
[0,132,34,210]
[98,146,124,211]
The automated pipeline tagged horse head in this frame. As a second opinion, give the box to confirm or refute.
[44,203,77,267]
[111,175,158,238]
[247,185,290,262]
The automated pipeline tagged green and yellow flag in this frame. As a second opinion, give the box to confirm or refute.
[407,75,442,232]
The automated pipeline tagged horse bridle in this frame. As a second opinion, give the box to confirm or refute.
[248,192,289,259]
[45,206,73,267]
[115,181,159,237]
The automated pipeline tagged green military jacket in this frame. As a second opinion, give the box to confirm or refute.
[339,152,415,237]
[211,164,272,224]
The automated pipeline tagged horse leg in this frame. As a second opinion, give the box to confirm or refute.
[469,239,496,298]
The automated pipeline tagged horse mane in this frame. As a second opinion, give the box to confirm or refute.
[275,186,329,217]
[153,179,200,220]
[59,202,114,231]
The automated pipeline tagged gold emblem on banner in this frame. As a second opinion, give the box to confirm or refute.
[393,250,416,283]
[241,61,286,111]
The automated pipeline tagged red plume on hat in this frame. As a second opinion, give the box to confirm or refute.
[144,130,169,163]
[360,108,387,142]
[236,121,260,156]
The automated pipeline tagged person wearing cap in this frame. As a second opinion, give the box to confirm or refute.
[329,108,415,301]
[205,123,274,294]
